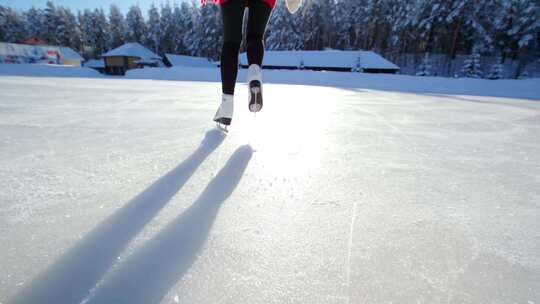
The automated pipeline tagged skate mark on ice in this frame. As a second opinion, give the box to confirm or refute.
[10,130,225,304]
[345,199,359,304]
[84,146,253,304]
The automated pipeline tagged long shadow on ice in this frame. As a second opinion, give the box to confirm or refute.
[11,129,226,304]
[84,145,253,304]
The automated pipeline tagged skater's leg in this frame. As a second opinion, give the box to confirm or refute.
[245,0,271,112]
[220,0,245,95]
[246,0,272,66]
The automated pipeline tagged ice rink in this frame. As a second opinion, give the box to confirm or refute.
[1,75,539,303]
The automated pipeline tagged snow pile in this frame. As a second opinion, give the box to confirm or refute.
[83,59,105,69]
[0,64,102,78]
[125,66,540,100]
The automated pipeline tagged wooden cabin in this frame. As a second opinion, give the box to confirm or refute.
[101,43,162,75]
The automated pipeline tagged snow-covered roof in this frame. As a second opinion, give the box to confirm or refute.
[59,47,84,61]
[102,43,161,61]
[239,50,399,70]
[84,59,105,68]
[0,42,83,63]
[164,53,215,68]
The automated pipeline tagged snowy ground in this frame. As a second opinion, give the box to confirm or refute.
[1,71,540,304]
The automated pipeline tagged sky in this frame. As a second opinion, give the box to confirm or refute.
[0,0,190,14]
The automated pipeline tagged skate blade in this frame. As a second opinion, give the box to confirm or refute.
[249,103,262,112]
[249,90,263,113]
[251,86,261,94]
[215,123,229,133]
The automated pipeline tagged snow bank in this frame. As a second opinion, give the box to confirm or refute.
[126,66,540,100]
[0,63,102,78]
[126,66,221,82]
[83,59,105,68]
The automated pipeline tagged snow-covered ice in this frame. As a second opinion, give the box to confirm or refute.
[1,71,539,304]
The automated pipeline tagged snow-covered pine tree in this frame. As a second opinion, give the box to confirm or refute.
[416,53,432,76]
[332,0,354,50]
[43,1,59,44]
[55,7,68,46]
[386,0,413,54]
[125,5,147,43]
[195,3,221,60]
[265,1,284,50]
[301,1,324,50]
[363,0,386,50]
[179,2,197,55]
[108,5,125,50]
[0,6,27,43]
[55,7,79,49]
[69,15,82,52]
[159,4,175,55]
[487,57,504,79]
[24,7,45,39]
[146,4,161,54]
[462,49,483,78]
[499,0,539,78]
[78,9,107,58]
[185,3,202,57]
[267,0,304,50]
[416,0,456,54]
[171,4,185,54]
[93,9,109,56]
[318,0,335,49]
[78,10,92,56]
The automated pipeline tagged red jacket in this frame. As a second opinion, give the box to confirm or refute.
[202,0,276,9]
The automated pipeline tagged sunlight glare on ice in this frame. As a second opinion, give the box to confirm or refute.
[232,84,336,178]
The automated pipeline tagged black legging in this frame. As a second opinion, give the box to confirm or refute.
[220,0,272,95]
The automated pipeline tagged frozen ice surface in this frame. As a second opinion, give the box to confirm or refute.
[0,74,539,304]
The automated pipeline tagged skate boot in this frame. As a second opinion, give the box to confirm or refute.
[247,64,263,112]
[213,94,234,130]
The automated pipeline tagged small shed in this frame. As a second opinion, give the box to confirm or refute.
[59,47,84,66]
[101,43,162,75]
[163,53,216,68]
[239,50,400,74]
[0,42,83,66]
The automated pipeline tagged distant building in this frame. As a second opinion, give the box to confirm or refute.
[59,47,85,66]
[101,43,162,75]
[0,42,83,66]
[239,50,400,74]
[163,53,216,68]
